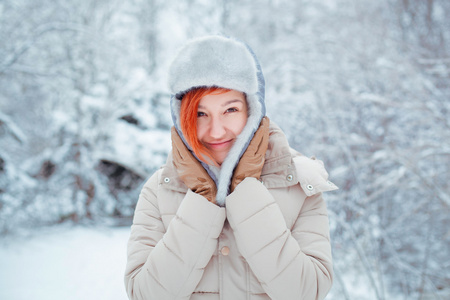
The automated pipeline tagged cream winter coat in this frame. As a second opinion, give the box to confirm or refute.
[124,122,338,300]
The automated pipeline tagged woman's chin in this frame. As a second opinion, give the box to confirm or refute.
[211,152,228,166]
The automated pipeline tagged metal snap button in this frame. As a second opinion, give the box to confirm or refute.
[306,184,314,190]
[164,177,170,183]
[221,246,230,256]
[286,174,293,181]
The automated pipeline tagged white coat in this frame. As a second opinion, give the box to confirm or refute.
[125,123,338,300]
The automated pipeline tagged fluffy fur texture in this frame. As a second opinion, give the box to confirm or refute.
[169,36,259,98]
[168,35,266,206]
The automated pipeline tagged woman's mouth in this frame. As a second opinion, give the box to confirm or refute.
[207,140,233,149]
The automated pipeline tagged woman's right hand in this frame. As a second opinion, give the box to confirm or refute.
[171,127,218,203]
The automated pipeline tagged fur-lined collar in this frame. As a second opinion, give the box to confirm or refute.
[160,121,339,201]
[161,122,298,195]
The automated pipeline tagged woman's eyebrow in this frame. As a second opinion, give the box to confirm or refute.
[222,99,244,107]
[198,99,244,109]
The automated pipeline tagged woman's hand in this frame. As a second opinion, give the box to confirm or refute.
[171,127,218,203]
[230,117,270,193]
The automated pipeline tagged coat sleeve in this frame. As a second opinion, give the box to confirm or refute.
[124,171,226,300]
[226,177,333,300]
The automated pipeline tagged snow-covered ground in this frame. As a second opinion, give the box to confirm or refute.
[1,225,446,300]
[0,225,360,300]
[0,226,131,300]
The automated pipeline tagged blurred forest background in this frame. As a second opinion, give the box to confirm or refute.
[0,0,449,299]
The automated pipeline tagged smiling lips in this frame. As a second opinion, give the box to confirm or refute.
[207,139,233,149]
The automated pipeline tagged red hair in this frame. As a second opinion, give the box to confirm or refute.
[180,87,231,163]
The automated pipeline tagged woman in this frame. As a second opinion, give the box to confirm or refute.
[124,35,338,300]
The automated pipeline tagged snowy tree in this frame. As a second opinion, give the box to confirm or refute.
[1,0,449,298]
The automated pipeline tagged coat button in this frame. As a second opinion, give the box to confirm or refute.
[164,177,170,183]
[286,174,293,181]
[306,184,314,190]
[221,246,230,256]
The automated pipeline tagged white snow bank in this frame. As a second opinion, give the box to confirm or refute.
[0,226,131,300]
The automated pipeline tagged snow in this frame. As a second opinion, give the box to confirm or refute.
[1,0,449,298]
[0,225,389,300]
[0,226,131,300]
[0,111,27,143]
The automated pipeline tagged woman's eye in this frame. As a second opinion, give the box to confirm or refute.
[226,107,238,113]
[197,111,206,117]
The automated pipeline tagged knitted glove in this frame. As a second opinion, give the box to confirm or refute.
[171,127,217,204]
[230,117,270,193]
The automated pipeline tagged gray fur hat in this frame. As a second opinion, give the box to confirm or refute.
[168,35,266,206]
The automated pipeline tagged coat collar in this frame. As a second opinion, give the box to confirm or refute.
[260,123,299,189]
[160,122,300,192]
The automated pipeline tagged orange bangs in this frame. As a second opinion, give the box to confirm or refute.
[180,87,231,163]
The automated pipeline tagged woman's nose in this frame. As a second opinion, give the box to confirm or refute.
[209,117,226,139]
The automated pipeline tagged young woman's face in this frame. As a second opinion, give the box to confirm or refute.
[197,90,248,165]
